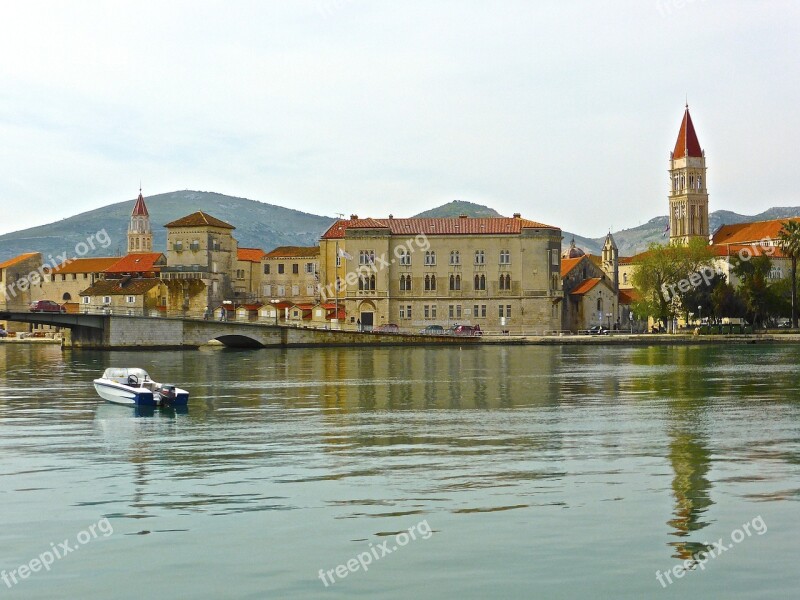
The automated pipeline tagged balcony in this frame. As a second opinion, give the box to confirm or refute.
[160,266,210,280]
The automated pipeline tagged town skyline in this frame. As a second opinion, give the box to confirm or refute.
[2,2,798,238]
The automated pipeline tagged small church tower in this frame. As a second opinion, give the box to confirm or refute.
[668,105,709,245]
[601,232,619,292]
[128,188,152,253]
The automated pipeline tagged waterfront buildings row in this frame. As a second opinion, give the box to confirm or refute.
[2,105,797,334]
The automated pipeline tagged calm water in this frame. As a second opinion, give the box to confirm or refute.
[1,343,798,599]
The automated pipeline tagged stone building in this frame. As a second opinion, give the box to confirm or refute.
[318,214,563,332]
[0,253,42,332]
[79,277,167,316]
[560,236,620,332]
[160,211,238,315]
[128,189,153,253]
[260,246,320,305]
[669,104,709,245]
[235,248,267,301]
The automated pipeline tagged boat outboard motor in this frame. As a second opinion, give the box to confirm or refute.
[159,385,177,403]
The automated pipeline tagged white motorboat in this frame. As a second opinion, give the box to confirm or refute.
[93,368,189,407]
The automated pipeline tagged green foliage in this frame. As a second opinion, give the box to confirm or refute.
[630,238,714,326]
[778,220,800,328]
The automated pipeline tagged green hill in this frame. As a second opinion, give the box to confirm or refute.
[413,200,503,218]
[0,191,336,262]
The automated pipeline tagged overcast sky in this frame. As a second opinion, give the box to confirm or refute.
[1,0,798,237]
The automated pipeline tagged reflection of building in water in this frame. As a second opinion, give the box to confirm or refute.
[667,429,712,561]
[311,347,562,411]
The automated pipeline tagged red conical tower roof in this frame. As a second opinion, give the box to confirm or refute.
[672,105,703,159]
[132,189,149,217]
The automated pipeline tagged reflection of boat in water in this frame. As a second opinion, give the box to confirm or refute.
[93,368,189,407]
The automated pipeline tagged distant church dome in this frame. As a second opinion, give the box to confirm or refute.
[562,238,586,259]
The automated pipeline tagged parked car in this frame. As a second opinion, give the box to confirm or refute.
[29,300,66,313]
[0,327,8,338]
[419,325,444,335]
[587,325,610,335]
[452,324,483,336]
[373,323,400,334]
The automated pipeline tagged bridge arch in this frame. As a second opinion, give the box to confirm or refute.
[211,334,266,348]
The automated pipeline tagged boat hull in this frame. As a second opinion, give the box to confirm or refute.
[93,380,156,406]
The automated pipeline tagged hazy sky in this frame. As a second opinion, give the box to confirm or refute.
[1,0,798,237]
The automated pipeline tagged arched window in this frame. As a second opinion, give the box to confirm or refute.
[597,298,603,312]
[425,274,431,291]
[450,250,460,265]
[474,274,480,290]
[369,275,376,291]
[455,274,461,290]
[62,293,72,301]
[430,274,437,290]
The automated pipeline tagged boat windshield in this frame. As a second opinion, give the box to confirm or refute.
[102,368,151,383]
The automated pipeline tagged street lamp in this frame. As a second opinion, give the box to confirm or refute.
[606,312,612,330]
[271,299,280,326]
[630,312,634,334]
[698,304,702,326]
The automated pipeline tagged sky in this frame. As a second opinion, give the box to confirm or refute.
[1,0,798,237]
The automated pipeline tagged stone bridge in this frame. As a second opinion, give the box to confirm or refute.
[0,311,480,349]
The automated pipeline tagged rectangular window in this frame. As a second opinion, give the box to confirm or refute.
[449,250,460,265]
[359,250,376,265]
[406,305,411,320]
[551,250,559,266]
[399,250,411,266]
[293,264,299,275]
[449,305,454,319]
[103,296,111,305]
[506,305,512,318]
[499,305,504,318]
[481,304,486,318]
[174,241,183,251]
[72,273,77,280]
[264,264,270,275]
[190,240,200,251]
[499,250,510,264]
[291,285,299,296]
[84,273,88,279]
[473,304,479,317]
[431,305,437,319]
[278,264,285,274]
[424,305,430,319]
[82,296,90,304]
[336,256,341,267]
[456,305,462,318]
[263,285,271,297]
[126,296,135,303]
[306,262,314,274]
[277,285,286,296]
[306,285,315,295]
[424,251,436,266]
[475,250,485,265]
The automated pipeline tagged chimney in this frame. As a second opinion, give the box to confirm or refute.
[350,214,358,221]
[458,214,468,219]
[513,212,521,219]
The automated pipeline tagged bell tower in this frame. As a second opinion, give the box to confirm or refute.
[128,187,152,253]
[668,105,708,246]
[601,232,618,292]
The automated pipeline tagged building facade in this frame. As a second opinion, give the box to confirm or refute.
[319,215,563,332]
[160,211,238,314]
[260,246,320,305]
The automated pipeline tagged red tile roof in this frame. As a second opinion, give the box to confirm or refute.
[673,106,703,159]
[322,216,557,239]
[709,243,787,259]
[164,211,235,229]
[619,289,639,304]
[132,192,149,216]
[80,278,162,296]
[52,257,120,274]
[712,218,800,246]
[264,246,320,259]
[0,252,40,270]
[104,253,165,274]
[237,248,267,262]
[560,256,585,277]
[570,277,604,296]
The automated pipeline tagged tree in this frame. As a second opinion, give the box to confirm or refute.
[730,254,777,328]
[630,238,715,330]
[778,220,800,329]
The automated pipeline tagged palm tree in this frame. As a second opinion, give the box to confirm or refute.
[778,220,800,328]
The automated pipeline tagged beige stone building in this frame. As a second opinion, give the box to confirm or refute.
[39,257,121,308]
[160,211,238,315]
[80,278,167,316]
[0,253,43,332]
[260,246,320,305]
[235,248,267,301]
[318,215,563,333]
